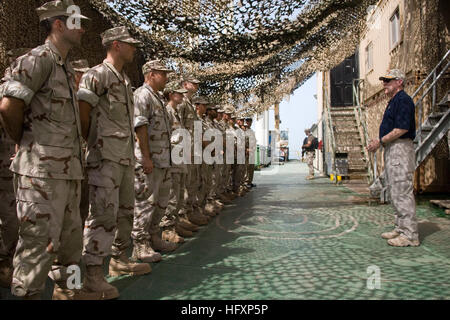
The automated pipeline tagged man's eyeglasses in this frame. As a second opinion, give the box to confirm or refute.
[382,78,398,83]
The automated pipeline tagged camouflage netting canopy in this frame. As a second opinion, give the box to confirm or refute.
[92,0,376,114]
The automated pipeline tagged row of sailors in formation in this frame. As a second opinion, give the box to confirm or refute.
[0,0,256,300]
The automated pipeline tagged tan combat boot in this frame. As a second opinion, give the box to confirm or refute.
[387,235,420,247]
[0,259,13,288]
[175,223,194,237]
[218,194,232,204]
[53,282,112,300]
[204,202,217,217]
[381,230,400,239]
[81,265,119,300]
[214,199,224,211]
[132,240,162,263]
[162,227,185,244]
[109,252,151,277]
[227,191,237,199]
[189,209,209,225]
[178,216,199,232]
[151,233,178,253]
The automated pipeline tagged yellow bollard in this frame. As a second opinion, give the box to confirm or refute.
[337,175,342,182]
[330,174,334,181]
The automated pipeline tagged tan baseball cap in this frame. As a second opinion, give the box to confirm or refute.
[192,96,209,105]
[36,0,90,22]
[223,105,235,114]
[142,60,173,75]
[101,26,142,46]
[379,69,405,81]
[71,59,90,72]
[182,74,201,84]
[164,81,188,95]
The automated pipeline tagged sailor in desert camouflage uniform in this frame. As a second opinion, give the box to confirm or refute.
[70,58,90,225]
[0,48,31,288]
[131,60,178,264]
[177,76,210,227]
[160,81,193,241]
[78,26,151,300]
[0,0,92,299]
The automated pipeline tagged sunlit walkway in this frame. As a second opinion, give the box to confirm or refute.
[2,161,450,300]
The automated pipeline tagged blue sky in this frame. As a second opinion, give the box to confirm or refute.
[268,73,318,159]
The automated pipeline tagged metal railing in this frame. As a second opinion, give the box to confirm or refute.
[352,78,374,183]
[412,49,450,147]
[323,72,337,181]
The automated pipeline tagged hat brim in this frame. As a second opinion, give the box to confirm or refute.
[379,76,396,81]
[68,13,91,20]
[120,38,144,47]
[173,89,188,94]
[74,68,90,73]
[153,68,174,73]
[184,79,201,84]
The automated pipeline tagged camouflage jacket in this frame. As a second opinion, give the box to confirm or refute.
[166,103,187,173]
[1,40,83,180]
[134,83,171,168]
[78,60,135,167]
[0,66,16,178]
[178,96,199,133]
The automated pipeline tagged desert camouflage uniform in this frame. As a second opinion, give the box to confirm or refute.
[214,118,228,197]
[132,84,172,241]
[2,40,84,296]
[384,139,418,241]
[199,115,216,207]
[225,121,236,193]
[245,127,256,185]
[306,135,315,176]
[0,59,20,265]
[178,97,200,214]
[78,60,135,266]
[233,124,246,193]
[0,125,16,264]
[161,102,188,228]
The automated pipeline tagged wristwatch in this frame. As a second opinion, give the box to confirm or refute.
[380,138,386,148]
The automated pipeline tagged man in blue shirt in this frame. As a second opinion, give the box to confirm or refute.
[367,69,419,247]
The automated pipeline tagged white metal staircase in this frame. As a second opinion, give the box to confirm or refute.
[412,49,450,168]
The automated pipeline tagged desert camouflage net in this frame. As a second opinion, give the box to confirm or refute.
[5,0,377,114]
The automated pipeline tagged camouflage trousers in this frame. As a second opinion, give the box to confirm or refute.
[199,163,213,205]
[232,164,246,193]
[79,178,89,227]
[133,166,172,242]
[306,151,315,176]
[183,164,200,212]
[12,174,82,297]
[245,164,255,185]
[83,160,134,266]
[161,170,186,228]
[0,176,18,261]
[224,164,233,192]
[215,164,227,195]
[384,139,418,241]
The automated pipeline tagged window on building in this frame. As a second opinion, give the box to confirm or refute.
[365,42,373,72]
[389,8,400,49]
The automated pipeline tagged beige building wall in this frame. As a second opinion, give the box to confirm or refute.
[359,0,450,192]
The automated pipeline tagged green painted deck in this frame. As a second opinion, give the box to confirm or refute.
[1,161,450,300]
[113,161,450,300]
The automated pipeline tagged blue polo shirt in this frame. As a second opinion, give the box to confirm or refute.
[379,90,416,140]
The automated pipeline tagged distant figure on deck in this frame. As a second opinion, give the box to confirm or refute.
[302,129,316,180]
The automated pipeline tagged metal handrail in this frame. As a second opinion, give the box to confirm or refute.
[413,50,450,146]
[411,49,450,98]
[323,72,337,182]
[352,79,374,183]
